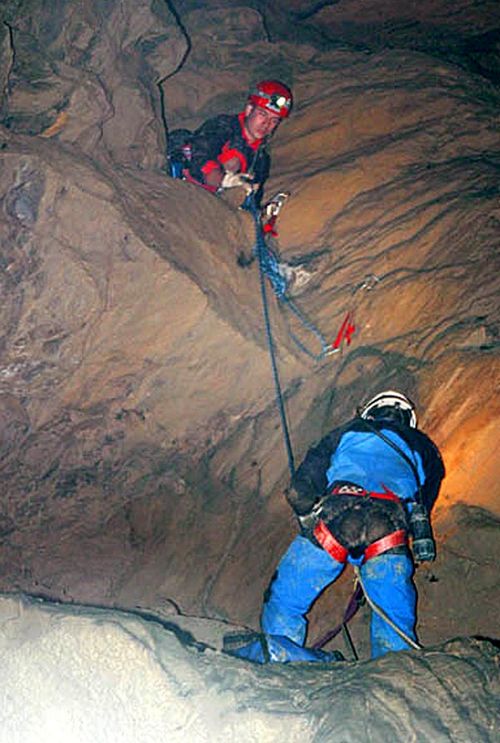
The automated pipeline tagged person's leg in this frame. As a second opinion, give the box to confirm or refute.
[360,551,417,658]
[261,534,344,645]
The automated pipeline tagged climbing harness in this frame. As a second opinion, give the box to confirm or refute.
[314,524,422,654]
[311,520,421,655]
[310,481,423,656]
[313,520,408,566]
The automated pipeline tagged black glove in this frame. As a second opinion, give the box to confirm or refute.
[296,509,320,533]
[285,487,326,535]
[285,486,317,515]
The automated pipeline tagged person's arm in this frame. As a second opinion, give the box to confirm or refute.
[396,426,445,513]
[287,426,346,515]
[188,115,234,185]
[252,148,270,207]
[204,156,257,192]
[417,433,445,513]
[403,430,444,563]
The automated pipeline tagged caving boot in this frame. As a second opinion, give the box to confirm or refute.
[223,631,345,664]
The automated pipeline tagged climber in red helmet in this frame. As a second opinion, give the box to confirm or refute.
[167,80,293,202]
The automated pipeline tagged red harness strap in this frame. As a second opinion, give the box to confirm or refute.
[313,520,349,563]
[313,520,407,565]
[330,484,400,503]
[181,169,219,193]
[363,529,407,561]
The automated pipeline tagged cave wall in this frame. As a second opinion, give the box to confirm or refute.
[0,0,498,648]
[1,593,499,743]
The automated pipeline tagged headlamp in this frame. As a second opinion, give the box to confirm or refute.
[254,89,291,113]
[248,82,293,118]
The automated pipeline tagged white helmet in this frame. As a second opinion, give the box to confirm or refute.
[359,390,417,428]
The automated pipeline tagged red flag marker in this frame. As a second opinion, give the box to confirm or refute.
[332,311,356,350]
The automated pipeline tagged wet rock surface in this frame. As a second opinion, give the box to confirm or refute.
[0,0,498,693]
[1,593,499,743]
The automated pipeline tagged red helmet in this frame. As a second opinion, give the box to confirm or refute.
[248,80,293,119]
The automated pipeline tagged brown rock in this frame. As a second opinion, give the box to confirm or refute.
[0,1,498,671]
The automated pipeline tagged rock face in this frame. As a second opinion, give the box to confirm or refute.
[0,0,499,665]
[263,0,500,83]
[1,593,499,743]
[1,0,187,166]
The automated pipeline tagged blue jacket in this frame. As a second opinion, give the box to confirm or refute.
[291,417,444,515]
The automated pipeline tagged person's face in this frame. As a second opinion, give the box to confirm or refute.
[244,104,281,142]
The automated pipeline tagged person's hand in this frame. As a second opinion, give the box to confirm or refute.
[285,487,320,516]
[297,511,319,532]
[220,171,256,194]
[284,487,326,532]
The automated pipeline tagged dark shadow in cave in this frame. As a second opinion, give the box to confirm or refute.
[473,635,500,649]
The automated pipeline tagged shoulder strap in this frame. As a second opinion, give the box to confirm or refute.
[359,419,424,504]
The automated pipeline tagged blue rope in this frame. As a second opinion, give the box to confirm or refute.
[243,194,334,360]
[243,194,296,478]
[242,192,344,476]
[281,296,332,361]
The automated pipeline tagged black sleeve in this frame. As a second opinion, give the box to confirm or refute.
[387,424,445,513]
[188,114,235,181]
[289,423,351,514]
[413,430,445,513]
[252,148,270,206]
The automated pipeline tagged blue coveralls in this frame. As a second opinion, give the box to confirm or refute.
[260,535,416,659]
[235,428,426,663]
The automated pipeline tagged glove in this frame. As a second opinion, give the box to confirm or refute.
[297,499,327,535]
[297,510,319,533]
[220,171,256,194]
